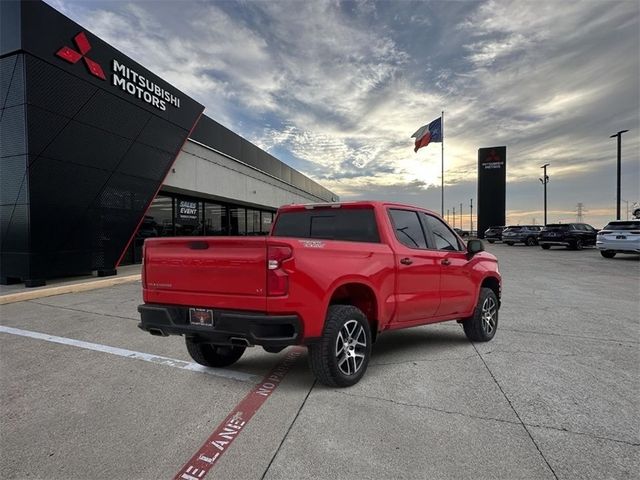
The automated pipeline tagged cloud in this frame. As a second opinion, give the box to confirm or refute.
[46,0,639,228]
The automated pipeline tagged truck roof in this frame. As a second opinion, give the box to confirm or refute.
[278,200,442,217]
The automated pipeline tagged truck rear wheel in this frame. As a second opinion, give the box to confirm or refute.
[462,288,498,342]
[309,305,372,387]
[185,338,245,367]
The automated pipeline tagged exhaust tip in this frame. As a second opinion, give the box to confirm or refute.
[149,328,168,337]
[230,337,251,347]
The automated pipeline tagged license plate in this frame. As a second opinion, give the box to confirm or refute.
[616,235,626,239]
[189,308,214,326]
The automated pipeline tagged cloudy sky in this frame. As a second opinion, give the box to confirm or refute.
[48,0,639,227]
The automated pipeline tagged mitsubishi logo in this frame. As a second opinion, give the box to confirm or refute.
[487,150,501,162]
[56,32,106,80]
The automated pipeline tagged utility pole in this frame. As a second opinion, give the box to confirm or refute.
[623,199,629,220]
[576,203,586,222]
[539,164,550,225]
[470,198,473,233]
[610,130,629,220]
[447,209,450,223]
[453,207,456,228]
[459,203,463,230]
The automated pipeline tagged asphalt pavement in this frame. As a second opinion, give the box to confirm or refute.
[1,243,638,479]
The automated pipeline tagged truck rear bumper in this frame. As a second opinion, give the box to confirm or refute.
[138,304,302,347]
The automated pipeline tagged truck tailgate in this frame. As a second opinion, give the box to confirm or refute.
[142,237,267,310]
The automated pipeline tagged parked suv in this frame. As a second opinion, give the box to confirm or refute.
[596,220,640,258]
[484,226,505,243]
[502,225,543,246]
[539,223,598,250]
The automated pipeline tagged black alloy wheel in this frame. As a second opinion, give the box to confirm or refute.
[308,305,372,387]
[526,237,536,246]
[463,288,498,342]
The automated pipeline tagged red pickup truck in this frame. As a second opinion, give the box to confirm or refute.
[138,201,501,387]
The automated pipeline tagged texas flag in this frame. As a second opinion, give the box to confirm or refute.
[411,117,442,152]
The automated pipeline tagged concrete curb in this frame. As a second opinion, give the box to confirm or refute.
[0,274,141,305]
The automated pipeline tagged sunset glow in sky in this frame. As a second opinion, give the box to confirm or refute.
[48,0,640,228]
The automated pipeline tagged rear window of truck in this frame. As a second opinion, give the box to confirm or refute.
[272,208,380,243]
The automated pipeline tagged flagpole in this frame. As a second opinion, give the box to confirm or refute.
[441,110,444,217]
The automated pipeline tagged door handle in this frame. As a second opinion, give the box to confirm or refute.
[400,257,413,265]
[441,258,451,266]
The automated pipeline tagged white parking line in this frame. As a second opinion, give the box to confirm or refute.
[0,325,256,382]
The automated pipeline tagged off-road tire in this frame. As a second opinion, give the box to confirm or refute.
[600,250,616,258]
[541,244,551,250]
[463,288,499,342]
[526,237,536,246]
[185,338,245,367]
[308,305,372,388]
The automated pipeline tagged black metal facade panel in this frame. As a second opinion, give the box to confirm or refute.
[1,55,25,109]
[477,147,507,239]
[190,115,336,202]
[1,0,203,282]
[21,52,199,279]
[0,52,29,280]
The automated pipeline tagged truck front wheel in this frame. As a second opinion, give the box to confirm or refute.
[185,338,245,367]
[309,305,372,387]
[462,288,498,342]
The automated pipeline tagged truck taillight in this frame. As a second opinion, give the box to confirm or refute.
[267,245,292,296]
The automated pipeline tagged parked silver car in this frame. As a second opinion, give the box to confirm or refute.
[596,220,640,258]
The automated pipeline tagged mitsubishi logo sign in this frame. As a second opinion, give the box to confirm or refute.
[54,31,181,111]
[56,32,106,80]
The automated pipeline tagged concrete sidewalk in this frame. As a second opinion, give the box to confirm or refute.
[0,264,141,305]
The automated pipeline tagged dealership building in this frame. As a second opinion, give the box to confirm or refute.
[0,0,337,287]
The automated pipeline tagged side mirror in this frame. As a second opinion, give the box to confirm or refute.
[466,239,484,258]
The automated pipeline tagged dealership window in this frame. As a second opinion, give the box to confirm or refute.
[229,207,246,235]
[261,212,273,234]
[204,203,228,235]
[145,195,174,237]
[246,209,261,235]
[123,193,276,264]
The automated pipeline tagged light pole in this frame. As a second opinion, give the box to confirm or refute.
[470,198,473,233]
[610,130,629,220]
[447,209,450,223]
[539,163,550,225]
[453,207,456,228]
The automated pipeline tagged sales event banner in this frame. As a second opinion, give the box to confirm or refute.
[477,146,506,238]
[177,199,199,225]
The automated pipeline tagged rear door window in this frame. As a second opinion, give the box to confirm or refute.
[272,208,380,243]
[388,209,428,249]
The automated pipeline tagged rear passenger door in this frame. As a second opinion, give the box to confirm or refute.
[420,214,476,318]
[387,209,441,322]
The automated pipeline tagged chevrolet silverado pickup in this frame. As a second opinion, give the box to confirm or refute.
[138,202,501,387]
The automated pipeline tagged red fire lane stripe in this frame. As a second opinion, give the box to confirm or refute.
[174,347,305,480]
